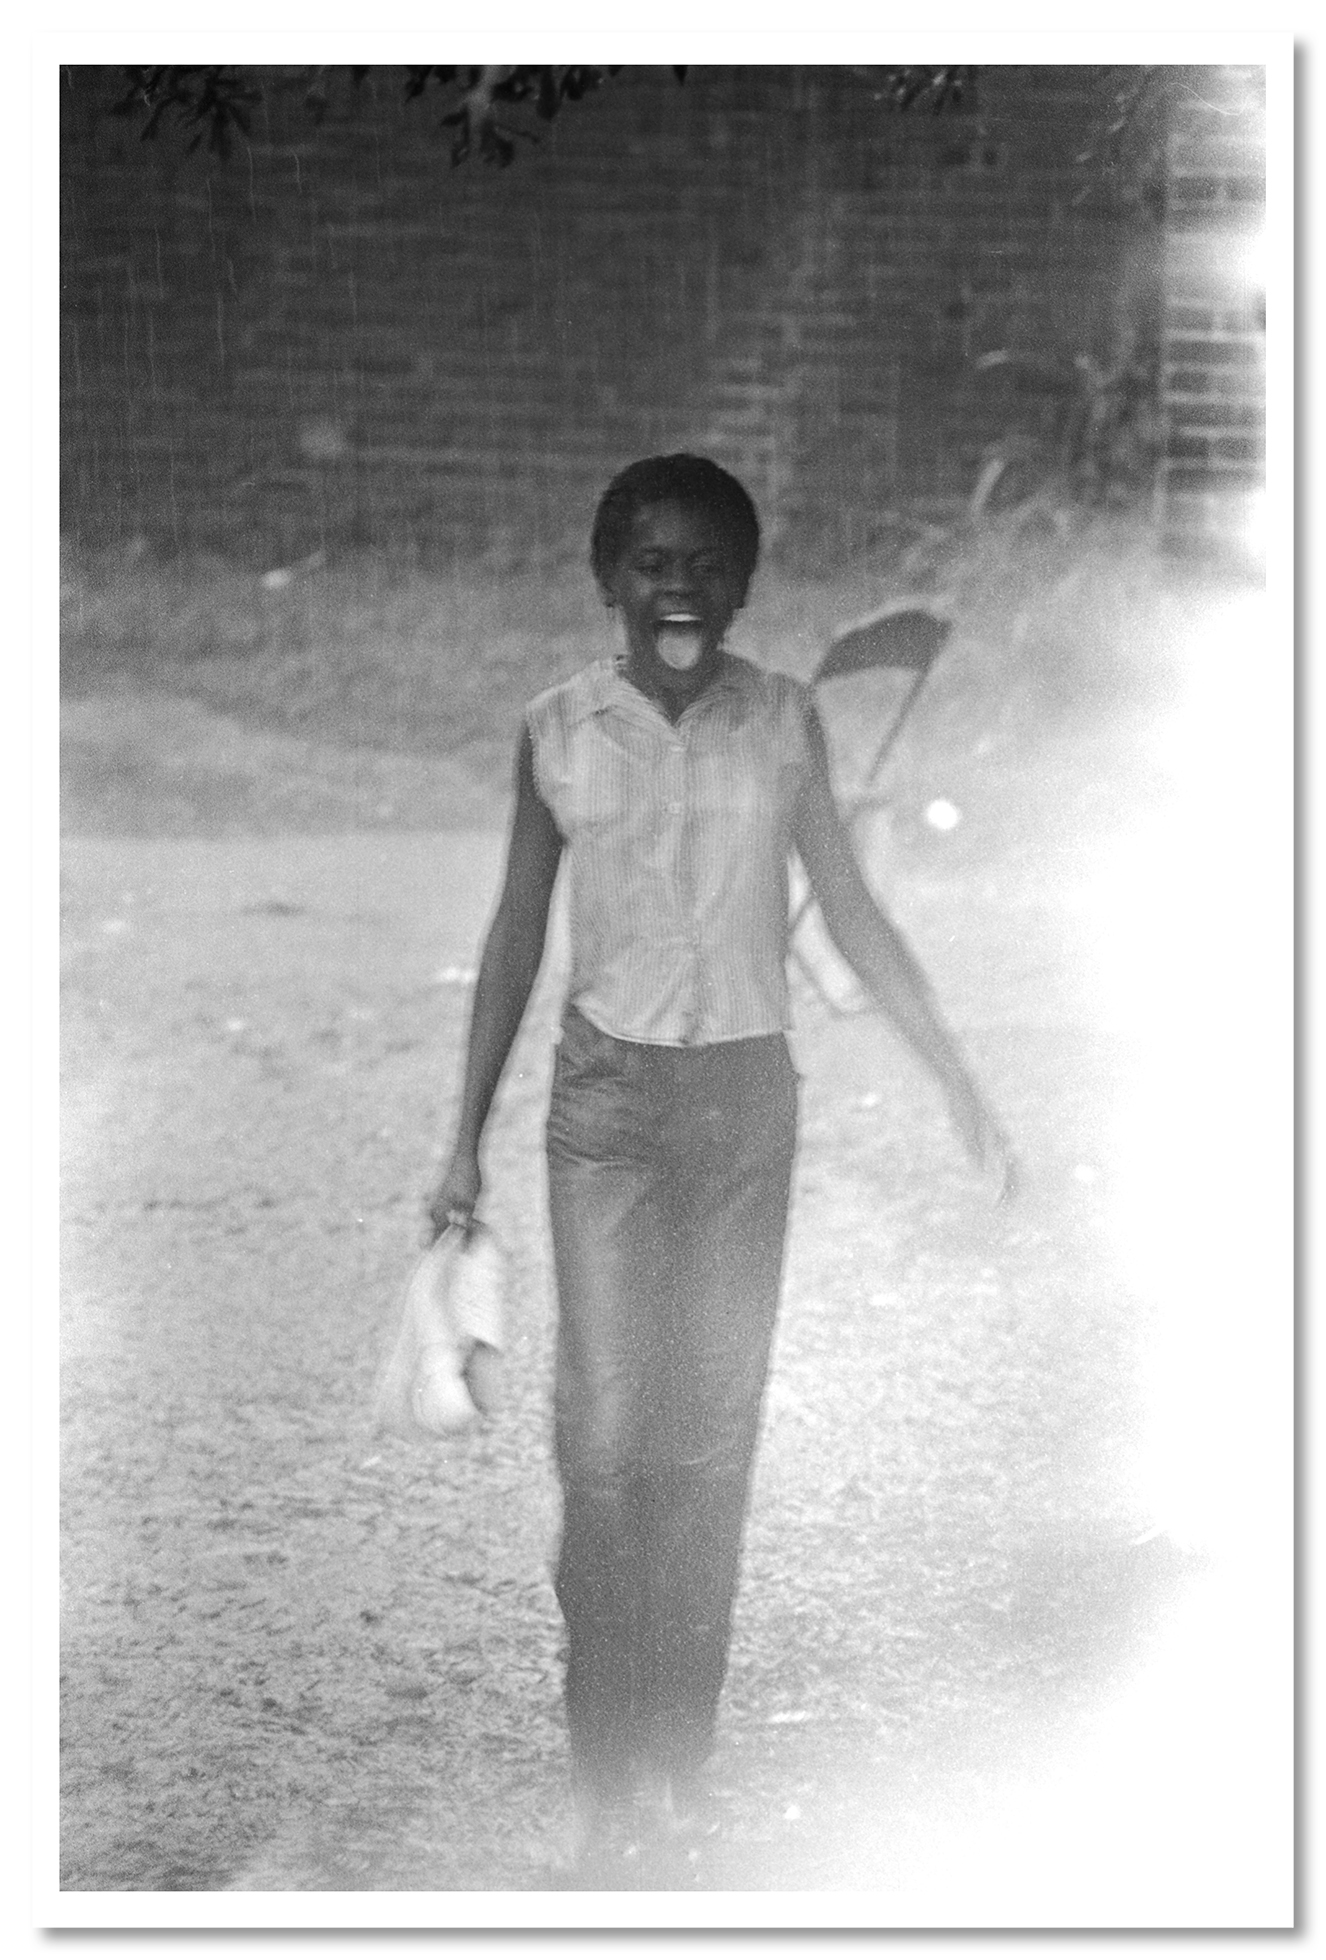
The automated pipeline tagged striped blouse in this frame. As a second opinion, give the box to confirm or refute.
[527,654,814,1046]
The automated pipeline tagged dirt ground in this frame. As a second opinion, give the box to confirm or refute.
[58,684,1269,1922]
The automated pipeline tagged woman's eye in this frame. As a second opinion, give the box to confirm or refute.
[629,552,726,580]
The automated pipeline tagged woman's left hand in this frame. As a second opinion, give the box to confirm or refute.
[944,1078,1020,1205]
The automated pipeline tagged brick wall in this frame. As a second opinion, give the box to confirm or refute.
[1157,66,1266,570]
[61,64,1151,570]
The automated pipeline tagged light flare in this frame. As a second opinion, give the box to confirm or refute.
[1227,221,1268,297]
[1081,587,1291,1561]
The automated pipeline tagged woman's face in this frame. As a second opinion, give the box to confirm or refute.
[601,501,748,701]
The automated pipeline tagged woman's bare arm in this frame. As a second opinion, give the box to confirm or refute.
[425,725,564,1238]
[792,697,1016,1199]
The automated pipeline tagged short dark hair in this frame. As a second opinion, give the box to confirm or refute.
[590,454,761,599]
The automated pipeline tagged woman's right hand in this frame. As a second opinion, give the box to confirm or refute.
[423,1146,482,1246]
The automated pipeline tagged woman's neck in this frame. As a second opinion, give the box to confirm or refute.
[618,649,722,723]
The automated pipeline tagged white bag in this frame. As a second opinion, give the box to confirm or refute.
[372,1223,507,1443]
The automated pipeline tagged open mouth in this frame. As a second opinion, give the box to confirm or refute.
[654,613,705,671]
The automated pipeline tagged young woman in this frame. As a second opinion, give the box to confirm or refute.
[426,454,1014,1885]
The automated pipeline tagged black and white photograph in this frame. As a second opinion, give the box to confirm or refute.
[47,35,1294,1932]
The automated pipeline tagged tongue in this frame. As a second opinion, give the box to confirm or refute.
[655,621,704,671]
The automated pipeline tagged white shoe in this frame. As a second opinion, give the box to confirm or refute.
[373,1224,507,1441]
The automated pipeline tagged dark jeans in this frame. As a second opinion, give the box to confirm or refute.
[545,1005,798,1803]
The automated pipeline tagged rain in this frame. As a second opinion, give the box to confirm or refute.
[55,58,1288,1927]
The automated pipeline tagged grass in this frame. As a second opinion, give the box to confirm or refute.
[61,544,605,782]
[60,504,1230,872]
